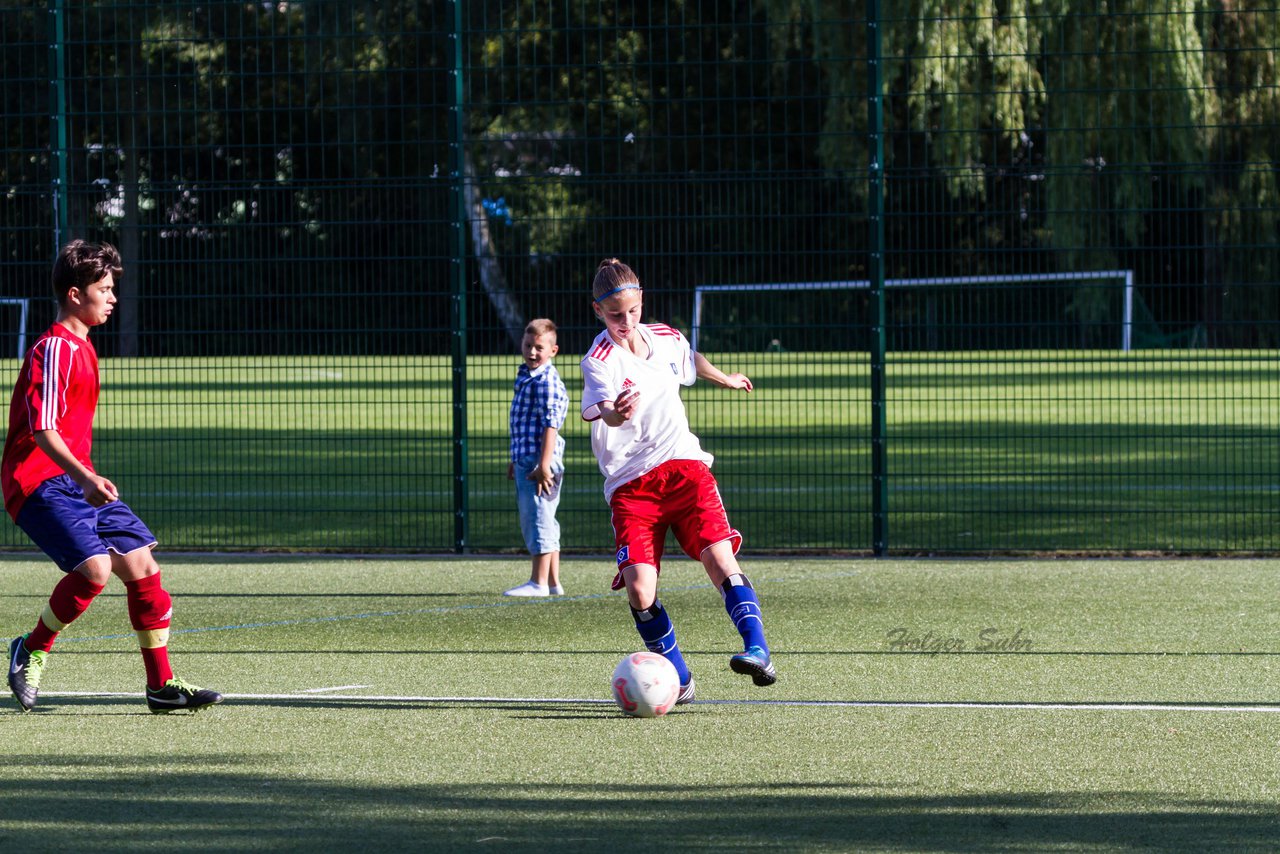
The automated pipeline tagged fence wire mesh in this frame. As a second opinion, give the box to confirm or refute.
[1,2,1276,553]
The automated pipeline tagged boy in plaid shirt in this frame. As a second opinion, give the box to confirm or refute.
[504,319,570,597]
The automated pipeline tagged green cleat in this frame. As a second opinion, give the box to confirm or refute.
[146,677,223,714]
[8,634,47,713]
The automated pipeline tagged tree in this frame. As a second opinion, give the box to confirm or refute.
[760,1,1273,343]
[1201,4,1280,345]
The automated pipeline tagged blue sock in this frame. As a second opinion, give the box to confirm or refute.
[722,574,768,654]
[631,601,692,684]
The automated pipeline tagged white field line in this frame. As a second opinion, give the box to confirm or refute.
[36,691,1280,713]
[300,685,373,694]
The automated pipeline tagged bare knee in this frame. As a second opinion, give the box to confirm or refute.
[700,540,741,587]
[623,564,659,610]
[111,546,160,583]
[73,555,114,587]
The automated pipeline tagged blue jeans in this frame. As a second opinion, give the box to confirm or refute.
[514,455,563,555]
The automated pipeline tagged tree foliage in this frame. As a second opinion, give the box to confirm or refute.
[1,1,1274,353]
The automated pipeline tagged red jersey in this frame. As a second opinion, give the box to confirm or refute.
[1,323,99,520]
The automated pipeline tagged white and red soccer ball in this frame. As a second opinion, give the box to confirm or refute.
[611,651,680,718]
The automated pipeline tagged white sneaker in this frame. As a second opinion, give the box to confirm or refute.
[549,584,565,595]
[504,581,550,597]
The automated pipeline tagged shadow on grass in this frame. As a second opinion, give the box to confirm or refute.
[1,751,1276,851]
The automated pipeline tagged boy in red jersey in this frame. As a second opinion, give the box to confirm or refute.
[3,240,221,713]
[580,258,777,705]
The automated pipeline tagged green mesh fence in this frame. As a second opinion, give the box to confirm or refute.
[0,2,1277,553]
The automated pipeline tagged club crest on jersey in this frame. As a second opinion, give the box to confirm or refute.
[616,546,629,565]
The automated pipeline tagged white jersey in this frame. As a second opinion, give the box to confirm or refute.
[580,322,711,502]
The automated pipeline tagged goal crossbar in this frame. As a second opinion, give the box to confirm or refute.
[691,270,1135,352]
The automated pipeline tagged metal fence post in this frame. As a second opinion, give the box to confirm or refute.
[867,1,888,555]
[48,0,69,247]
[448,0,469,553]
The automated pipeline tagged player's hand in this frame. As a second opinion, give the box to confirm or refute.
[613,388,640,420]
[528,465,555,496]
[507,463,515,480]
[82,474,119,506]
[724,373,753,392]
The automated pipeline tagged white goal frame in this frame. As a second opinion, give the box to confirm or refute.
[1,298,31,359]
[691,270,1135,352]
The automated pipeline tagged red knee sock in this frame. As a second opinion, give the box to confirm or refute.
[124,573,174,690]
[26,572,105,653]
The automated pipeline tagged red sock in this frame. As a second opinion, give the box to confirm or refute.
[124,573,174,690]
[27,572,105,653]
[139,647,173,691]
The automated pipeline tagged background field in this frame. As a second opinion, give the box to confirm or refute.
[4,3,1278,559]
[3,349,1276,553]
[2,554,1279,851]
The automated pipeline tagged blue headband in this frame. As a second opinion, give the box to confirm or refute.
[593,283,642,303]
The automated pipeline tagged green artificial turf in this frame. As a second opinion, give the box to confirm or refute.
[2,554,1278,851]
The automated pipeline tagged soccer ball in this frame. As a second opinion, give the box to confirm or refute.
[611,651,680,718]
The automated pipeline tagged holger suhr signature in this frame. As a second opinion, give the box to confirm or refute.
[885,626,1033,653]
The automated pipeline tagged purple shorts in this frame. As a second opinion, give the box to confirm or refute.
[15,474,157,573]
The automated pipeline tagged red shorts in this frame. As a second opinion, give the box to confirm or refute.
[608,459,742,590]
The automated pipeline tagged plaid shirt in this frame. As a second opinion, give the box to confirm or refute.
[509,361,569,463]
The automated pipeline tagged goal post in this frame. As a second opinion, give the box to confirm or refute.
[1,298,31,359]
[691,270,1135,352]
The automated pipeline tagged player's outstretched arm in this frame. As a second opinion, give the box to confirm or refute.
[694,352,753,392]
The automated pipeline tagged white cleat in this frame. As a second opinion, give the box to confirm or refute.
[503,581,550,597]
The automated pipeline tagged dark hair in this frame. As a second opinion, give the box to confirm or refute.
[52,240,122,305]
[591,258,641,302]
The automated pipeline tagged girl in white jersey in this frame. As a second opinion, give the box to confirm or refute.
[580,258,776,703]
